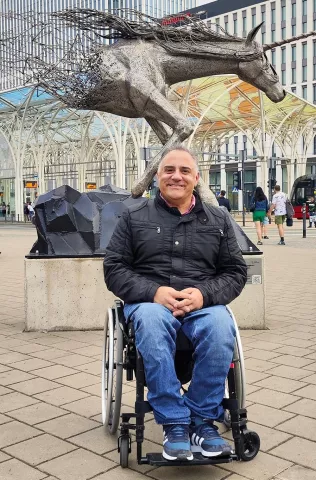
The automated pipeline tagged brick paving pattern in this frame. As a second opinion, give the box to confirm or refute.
[0,222,316,480]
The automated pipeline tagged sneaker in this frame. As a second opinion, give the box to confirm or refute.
[190,418,232,457]
[257,241,263,245]
[162,424,193,461]
[263,236,269,239]
[278,240,285,245]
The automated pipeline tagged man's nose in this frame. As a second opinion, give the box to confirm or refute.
[171,170,182,180]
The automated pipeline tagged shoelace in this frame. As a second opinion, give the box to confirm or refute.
[164,425,189,442]
[194,423,220,440]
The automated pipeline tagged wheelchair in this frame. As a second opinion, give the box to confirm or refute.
[102,300,260,468]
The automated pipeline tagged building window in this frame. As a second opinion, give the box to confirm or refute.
[292,68,296,84]
[271,49,276,66]
[282,27,286,40]
[302,0,307,16]
[302,86,307,99]
[272,29,276,41]
[253,147,257,157]
[224,19,228,32]
[242,12,247,37]
[302,21,307,33]
[292,24,296,36]
[234,136,238,155]
[281,5,286,21]
[215,18,220,33]
[302,65,307,82]
[281,47,286,64]
[291,86,297,94]
[225,140,229,155]
[292,2,296,18]
[252,11,256,28]
[314,64,316,80]
[282,70,286,85]
[314,84,316,104]
[233,19,237,35]
[271,6,276,24]
[243,135,247,153]
[314,136,316,155]
[291,45,296,62]
[302,42,307,59]
[262,32,265,44]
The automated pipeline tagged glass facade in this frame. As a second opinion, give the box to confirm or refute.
[0,0,197,91]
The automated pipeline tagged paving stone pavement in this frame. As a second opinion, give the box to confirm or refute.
[0,223,316,480]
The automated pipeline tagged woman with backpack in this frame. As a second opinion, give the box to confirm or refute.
[251,187,269,245]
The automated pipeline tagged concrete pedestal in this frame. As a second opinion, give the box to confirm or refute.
[230,254,266,329]
[25,257,116,331]
[25,254,265,331]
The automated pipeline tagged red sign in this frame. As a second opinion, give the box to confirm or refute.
[161,14,192,26]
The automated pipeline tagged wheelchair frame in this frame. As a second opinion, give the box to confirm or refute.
[102,300,260,468]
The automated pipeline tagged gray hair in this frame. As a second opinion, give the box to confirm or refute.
[157,145,199,173]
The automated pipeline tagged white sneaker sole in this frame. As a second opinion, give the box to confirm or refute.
[162,450,194,461]
[191,444,232,457]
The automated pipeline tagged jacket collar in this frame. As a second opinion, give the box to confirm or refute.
[155,189,207,220]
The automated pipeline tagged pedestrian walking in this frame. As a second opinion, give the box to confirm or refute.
[250,187,269,245]
[217,190,231,212]
[27,202,35,222]
[24,203,29,222]
[1,202,6,218]
[307,197,316,228]
[261,215,270,239]
[269,185,287,245]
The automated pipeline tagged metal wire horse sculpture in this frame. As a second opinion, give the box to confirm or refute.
[0,9,298,201]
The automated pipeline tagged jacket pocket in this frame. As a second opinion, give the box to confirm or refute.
[132,223,163,259]
[190,226,223,270]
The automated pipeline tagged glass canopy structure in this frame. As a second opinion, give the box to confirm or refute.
[1,75,316,218]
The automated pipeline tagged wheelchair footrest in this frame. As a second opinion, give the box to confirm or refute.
[141,452,237,466]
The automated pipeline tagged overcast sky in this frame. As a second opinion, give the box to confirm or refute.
[196,0,217,6]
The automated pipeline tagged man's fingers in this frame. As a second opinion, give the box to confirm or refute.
[173,309,186,317]
[174,298,192,309]
[170,290,192,300]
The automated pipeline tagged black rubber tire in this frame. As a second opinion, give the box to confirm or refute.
[102,308,124,435]
[239,430,260,461]
[120,436,130,468]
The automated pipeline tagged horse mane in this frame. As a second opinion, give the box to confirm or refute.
[54,8,262,61]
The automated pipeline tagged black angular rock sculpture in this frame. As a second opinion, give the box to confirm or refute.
[30,184,136,256]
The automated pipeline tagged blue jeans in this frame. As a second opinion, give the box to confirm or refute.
[123,303,236,425]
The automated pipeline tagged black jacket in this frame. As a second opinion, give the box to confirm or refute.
[103,193,247,307]
[217,196,231,212]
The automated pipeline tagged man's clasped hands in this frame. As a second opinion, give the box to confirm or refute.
[154,286,203,317]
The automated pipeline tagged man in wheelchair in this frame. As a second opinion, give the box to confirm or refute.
[103,146,247,462]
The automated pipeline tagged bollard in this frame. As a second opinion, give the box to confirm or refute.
[302,203,306,238]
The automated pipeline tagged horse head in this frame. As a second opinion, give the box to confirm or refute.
[237,23,286,103]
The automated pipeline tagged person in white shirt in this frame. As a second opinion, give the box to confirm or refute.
[269,185,287,245]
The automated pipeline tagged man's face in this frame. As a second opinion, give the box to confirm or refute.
[157,150,199,204]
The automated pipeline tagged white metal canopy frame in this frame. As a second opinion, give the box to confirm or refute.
[0,76,316,218]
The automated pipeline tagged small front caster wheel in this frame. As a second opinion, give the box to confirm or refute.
[240,430,260,461]
[119,436,130,468]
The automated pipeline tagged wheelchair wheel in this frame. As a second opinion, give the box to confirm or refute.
[239,430,260,461]
[102,307,124,434]
[224,306,246,428]
[119,435,130,468]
